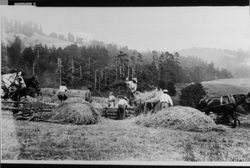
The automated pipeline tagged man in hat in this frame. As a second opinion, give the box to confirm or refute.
[117,96,129,119]
[159,89,173,109]
[85,85,93,103]
[125,77,137,106]
[57,82,68,103]
[108,91,116,107]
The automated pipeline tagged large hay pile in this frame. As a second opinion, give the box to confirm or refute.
[49,97,101,125]
[135,106,227,132]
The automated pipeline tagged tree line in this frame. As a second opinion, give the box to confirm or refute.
[1,36,233,94]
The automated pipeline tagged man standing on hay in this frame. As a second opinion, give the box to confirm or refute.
[159,89,173,109]
[57,82,68,103]
[117,96,129,119]
[108,91,116,107]
[85,85,93,103]
[125,77,137,106]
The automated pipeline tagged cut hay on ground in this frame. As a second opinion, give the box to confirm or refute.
[49,97,101,125]
[135,106,227,132]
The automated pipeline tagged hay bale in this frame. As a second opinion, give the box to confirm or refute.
[49,97,100,125]
[135,106,227,132]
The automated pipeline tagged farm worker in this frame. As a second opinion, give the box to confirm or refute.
[85,85,93,103]
[125,77,137,94]
[108,91,116,107]
[125,77,137,105]
[117,96,129,120]
[159,89,173,109]
[57,82,68,103]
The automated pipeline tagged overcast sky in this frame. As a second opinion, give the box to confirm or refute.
[1,6,250,52]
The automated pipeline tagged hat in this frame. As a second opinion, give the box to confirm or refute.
[163,89,168,93]
[123,96,129,101]
[132,78,137,83]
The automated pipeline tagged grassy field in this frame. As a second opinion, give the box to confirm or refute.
[2,110,250,161]
[2,78,250,162]
[202,78,250,96]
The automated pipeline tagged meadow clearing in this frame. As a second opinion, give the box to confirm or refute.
[2,78,250,162]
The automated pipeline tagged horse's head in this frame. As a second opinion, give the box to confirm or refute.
[15,71,26,89]
[233,94,248,106]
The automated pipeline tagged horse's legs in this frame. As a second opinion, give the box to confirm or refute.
[231,111,238,128]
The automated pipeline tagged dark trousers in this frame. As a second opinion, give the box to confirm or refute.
[57,92,67,102]
[117,105,126,120]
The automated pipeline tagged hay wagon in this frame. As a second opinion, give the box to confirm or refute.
[1,100,57,121]
[102,106,136,120]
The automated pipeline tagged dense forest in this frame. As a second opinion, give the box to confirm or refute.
[1,36,233,93]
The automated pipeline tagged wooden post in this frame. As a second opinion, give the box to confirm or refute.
[94,70,97,90]
[127,59,130,79]
[71,59,74,75]
[115,59,118,81]
[99,72,101,92]
[57,58,62,86]
[79,65,82,79]
[32,62,35,76]
[88,57,91,75]
[32,50,39,76]
[104,68,107,87]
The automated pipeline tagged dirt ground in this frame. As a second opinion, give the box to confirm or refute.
[2,110,250,162]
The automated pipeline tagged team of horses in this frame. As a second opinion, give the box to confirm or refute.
[198,93,250,127]
[1,71,41,110]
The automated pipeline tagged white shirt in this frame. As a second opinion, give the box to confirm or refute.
[126,81,137,93]
[108,95,115,101]
[159,93,173,106]
[117,99,129,107]
[58,85,67,93]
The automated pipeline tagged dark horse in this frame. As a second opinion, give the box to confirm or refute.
[10,76,41,113]
[198,93,250,128]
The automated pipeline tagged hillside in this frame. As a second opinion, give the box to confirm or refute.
[1,32,74,48]
[178,48,250,78]
[202,78,250,96]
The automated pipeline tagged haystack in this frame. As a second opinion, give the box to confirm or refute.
[49,97,101,125]
[135,106,227,132]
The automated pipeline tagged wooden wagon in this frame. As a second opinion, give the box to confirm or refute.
[102,107,136,120]
[1,100,57,121]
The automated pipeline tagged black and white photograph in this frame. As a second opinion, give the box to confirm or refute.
[1,6,250,164]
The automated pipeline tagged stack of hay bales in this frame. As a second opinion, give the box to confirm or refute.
[49,97,101,125]
[135,106,227,132]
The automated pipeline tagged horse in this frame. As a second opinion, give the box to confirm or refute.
[197,93,250,127]
[1,71,26,100]
[3,75,41,114]
[10,76,41,102]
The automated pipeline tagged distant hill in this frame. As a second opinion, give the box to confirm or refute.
[202,78,250,96]
[178,47,250,78]
[2,32,74,48]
